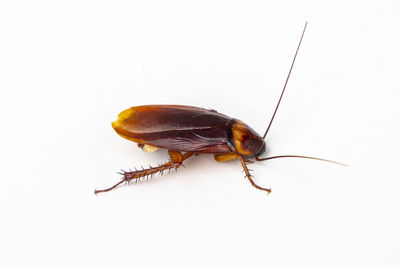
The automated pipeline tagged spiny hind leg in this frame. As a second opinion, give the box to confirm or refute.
[239,157,271,194]
[94,151,193,194]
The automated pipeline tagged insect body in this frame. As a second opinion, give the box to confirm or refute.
[113,105,265,157]
[94,105,268,194]
[94,23,344,195]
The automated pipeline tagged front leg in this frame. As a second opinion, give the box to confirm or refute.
[239,157,271,194]
[214,153,253,163]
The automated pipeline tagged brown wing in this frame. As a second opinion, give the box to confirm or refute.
[111,105,234,153]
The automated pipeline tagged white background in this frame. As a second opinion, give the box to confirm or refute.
[1,0,399,266]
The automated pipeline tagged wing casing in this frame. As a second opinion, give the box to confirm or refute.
[112,105,234,154]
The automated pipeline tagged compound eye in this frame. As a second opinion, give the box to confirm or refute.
[228,121,264,157]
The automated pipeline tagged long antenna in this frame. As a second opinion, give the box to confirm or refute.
[256,154,347,167]
[263,22,308,139]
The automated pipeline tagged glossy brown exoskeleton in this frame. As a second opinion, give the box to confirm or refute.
[94,23,344,195]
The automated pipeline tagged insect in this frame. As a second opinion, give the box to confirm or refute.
[94,22,344,195]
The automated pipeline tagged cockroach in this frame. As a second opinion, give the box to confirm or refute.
[94,22,345,195]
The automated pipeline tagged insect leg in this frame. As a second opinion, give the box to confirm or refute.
[214,153,254,163]
[239,157,271,194]
[214,153,241,162]
[94,151,193,194]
